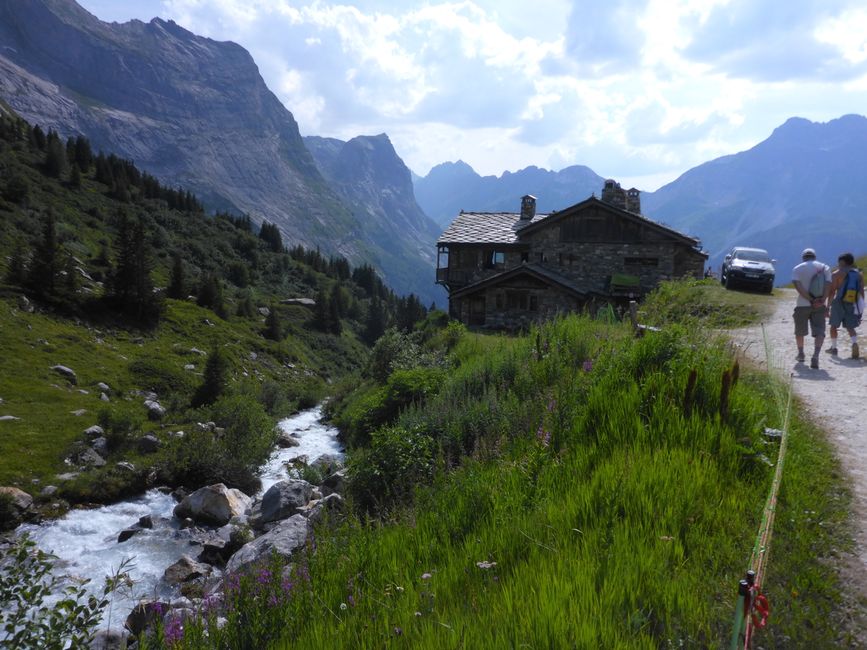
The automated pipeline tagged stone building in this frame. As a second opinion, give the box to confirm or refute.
[435,180,707,328]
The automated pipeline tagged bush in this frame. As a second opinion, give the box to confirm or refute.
[348,423,436,513]
[0,535,131,649]
[97,403,145,452]
[164,394,275,492]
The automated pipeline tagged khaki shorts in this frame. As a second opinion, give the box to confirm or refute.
[793,305,826,337]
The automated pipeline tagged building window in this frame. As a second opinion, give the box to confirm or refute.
[624,257,659,270]
[484,250,505,269]
[506,290,528,310]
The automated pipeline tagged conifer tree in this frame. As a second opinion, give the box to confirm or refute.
[236,290,255,318]
[363,296,386,344]
[109,212,161,323]
[28,210,59,298]
[69,164,82,189]
[263,303,283,340]
[44,133,68,179]
[192,347,229,407]
[167,252,186,299]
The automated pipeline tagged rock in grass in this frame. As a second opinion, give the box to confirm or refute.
[144,400,166,421]
[51,365,77,384]
[0,415,20,422]
[0,486,33,512]
[83,425,105,439]
[138,434,161,454]
[92,437,109,457]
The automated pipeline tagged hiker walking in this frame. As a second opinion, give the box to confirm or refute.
[791,248,832,369]
[826,252,864,358]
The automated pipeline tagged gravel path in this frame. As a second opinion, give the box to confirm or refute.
[733,288,867,631]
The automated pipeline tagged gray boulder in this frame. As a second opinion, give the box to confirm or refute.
[164,555,212,584]
[144,400,166,421]
[321,468,348,496]
[260,479,314,524]
[275,431,300,448]
[125,601,168,636]
[76,447,106,468]
[311,454,344,475]
[138,435,161,454]
[174,484,252,526]
[96,382,111,394]
[0,486,33,513]
[92,437,109,457]
[83,425,105,439]
[226,514,309,574]
[51,365,77,384]
[299,493,345,525]
[118,528,142,543]
[90,628,129,650]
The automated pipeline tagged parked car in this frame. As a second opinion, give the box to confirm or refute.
[720,247,776,293]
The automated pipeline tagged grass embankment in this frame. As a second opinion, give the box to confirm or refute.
[160,280,851,648]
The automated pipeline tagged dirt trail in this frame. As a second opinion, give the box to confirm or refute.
[733,288,867,619]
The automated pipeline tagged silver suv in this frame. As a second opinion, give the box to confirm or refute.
[720,247,775,293]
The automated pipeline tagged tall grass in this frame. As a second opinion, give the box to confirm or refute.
[162,313,807,648]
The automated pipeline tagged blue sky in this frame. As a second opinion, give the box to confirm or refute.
[77,0,867,190]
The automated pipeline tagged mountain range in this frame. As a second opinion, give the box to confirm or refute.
[0,0,440,304]
[414,115,867,281]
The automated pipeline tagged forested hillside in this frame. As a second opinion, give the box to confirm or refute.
[0,108,427,507]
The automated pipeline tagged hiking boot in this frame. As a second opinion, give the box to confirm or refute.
[796,351,806,363]
[853,342,860,359]
[810,355,819,369]
[826,347,838,356]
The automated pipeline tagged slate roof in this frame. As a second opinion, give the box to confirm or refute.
[437,197,703,249]
[437,212,549,245]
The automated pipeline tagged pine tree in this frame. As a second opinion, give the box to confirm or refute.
[236,290,255,318]
[363,296,386,344]
[109,213,161,323]
[192,347,229,407]
[167,252,186,299]
[197,272,226,318]
[43,134,68,179]
[69,164,82,189]
[263,303,283,340]
[28,210,59,298]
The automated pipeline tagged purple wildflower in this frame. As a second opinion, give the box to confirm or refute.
[547,397,557,412]
[347,593,356,607]
[536,424,550,447]
[164,616,183,645]
[257,568,272,584]
[582,359,593,372]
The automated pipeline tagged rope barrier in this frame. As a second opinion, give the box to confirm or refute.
[729,324,795,650]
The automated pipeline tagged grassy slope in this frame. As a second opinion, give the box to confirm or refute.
[0,119,371,495]
[159,285,853,648]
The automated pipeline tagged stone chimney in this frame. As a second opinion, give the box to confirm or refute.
[626,187,641,214]
[520,194,536,220]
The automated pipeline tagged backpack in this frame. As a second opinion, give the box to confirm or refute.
[808,264,826,299]
[841,269,861,303]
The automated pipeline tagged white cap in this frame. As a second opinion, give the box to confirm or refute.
[801,248,816,259]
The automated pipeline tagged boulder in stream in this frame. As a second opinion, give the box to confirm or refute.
[259,479,314,524]
[174,484,252,526]
[164,555,212,584]
[226,514,309,574]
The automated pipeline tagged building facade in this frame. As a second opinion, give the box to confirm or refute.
[435,181,707,329]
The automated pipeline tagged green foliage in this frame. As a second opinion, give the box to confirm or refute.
[0,492,15,530]
[129,356,193,396]
[164,394,275,492]
[263,304,282,341]
[0,535,131,649]
[191,347,230,408]
[641,278,772,328]
[97,402,145,452]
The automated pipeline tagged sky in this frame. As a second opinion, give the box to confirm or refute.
[76,0,867,191]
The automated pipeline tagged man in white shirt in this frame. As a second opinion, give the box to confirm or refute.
[792,248,832,369]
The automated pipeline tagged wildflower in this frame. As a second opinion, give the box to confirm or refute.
[268,595,279,607]
[475,560,497,570]
[582,359,593,372]
[414,611,422,617]
[394,626,403,636]
[347,594,356,607]
[164,616,183,645]
[340,602,348,611]
[547,397,557,412]
[421,572,432,580]
[257,568,272,584]
[536,424,550,447]
[395,585,404,593]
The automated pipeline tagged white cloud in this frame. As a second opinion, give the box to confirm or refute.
[73,0,867,190]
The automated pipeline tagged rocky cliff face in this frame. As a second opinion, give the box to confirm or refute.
[0,0,436,303]
[305,134,444,303]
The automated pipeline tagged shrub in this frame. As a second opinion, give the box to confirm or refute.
[348,423,436,513]
[97,403,145,452]
[165,394,275,492]
[0,535,131,649]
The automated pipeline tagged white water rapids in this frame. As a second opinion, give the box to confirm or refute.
[11,406,343,629]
